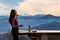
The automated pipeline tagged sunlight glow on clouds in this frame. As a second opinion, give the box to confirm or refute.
[16,0,60,16]
[0,0,60,16]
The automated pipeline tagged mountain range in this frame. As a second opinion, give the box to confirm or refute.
[18,14,60,19]
[0,14,60,32]
[0,14,60,20]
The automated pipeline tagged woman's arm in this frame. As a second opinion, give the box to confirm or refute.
[18,24,23,27]
[12,24,23,27]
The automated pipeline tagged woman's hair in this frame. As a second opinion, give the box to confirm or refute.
[9,9,16,25]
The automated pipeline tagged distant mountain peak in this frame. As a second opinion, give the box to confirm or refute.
[44,14,54,17]
[47,14,53,16]
[39,14,56,19]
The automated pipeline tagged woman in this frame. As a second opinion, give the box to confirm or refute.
[9,9,23,40]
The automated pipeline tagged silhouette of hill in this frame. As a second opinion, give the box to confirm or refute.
[32,21,60,30]
[37,14,60,19]
[18,14,45,19]
[18,14,60,20]
[0,14,60,20]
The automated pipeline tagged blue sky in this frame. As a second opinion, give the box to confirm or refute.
[0,0,23,8]
[0,0,60,16]
[0,0,23,5]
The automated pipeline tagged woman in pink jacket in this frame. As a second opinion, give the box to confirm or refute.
[9,9,23,40]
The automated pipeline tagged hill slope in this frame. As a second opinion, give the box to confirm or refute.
[32,21,60,30]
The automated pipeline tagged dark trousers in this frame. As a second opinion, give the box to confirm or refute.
[11,27,19,40]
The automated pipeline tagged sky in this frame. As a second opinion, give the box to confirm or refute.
[0,0,60,16]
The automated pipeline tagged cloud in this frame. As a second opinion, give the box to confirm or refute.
[0,3,10,15]
[16,0,60,16]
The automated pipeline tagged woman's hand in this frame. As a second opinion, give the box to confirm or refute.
[18,24,23,27]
